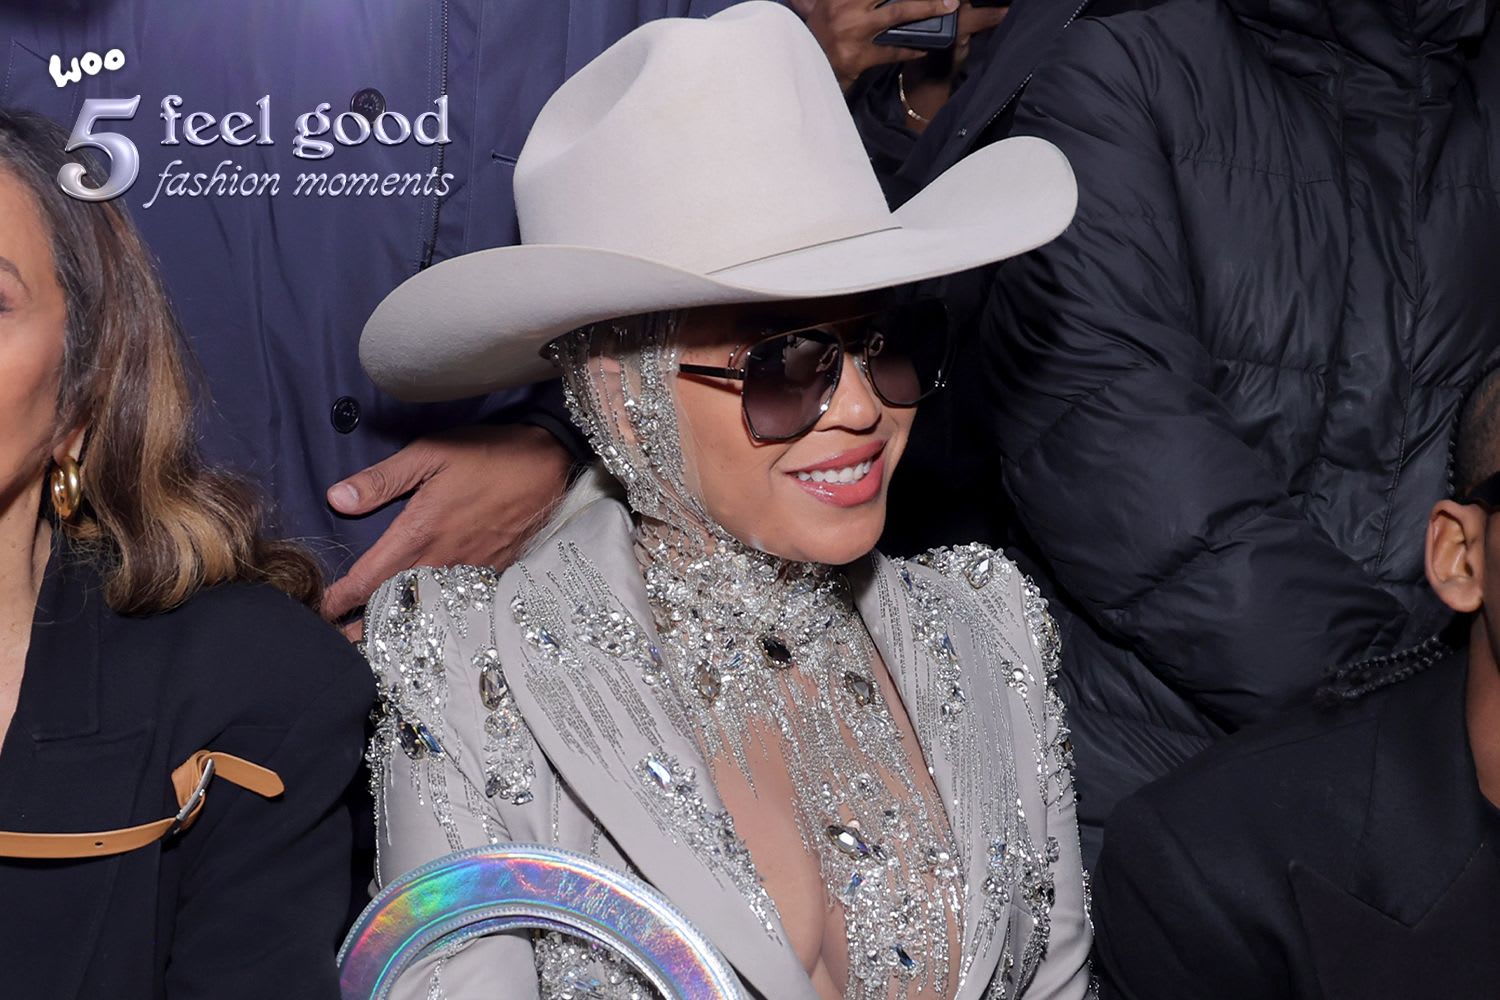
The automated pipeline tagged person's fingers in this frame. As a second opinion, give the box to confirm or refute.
[327,441,441,516]
[320,501,435,620]
[865,44,931,67]
[786,0,820,16]
[957,1,1009,36]
[870,0,958,32]
[340,617,365,644]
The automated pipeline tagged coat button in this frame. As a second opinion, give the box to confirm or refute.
[331,396,361,433]
[350,88,386,119]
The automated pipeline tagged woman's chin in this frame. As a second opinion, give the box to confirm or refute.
[712,478,891,565]
[760,511,886,566]
[819,536,882,566]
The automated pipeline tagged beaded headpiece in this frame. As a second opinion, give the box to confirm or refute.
[548,312,727,543]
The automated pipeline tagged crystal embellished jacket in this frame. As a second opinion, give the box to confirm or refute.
[362,497,1092,999]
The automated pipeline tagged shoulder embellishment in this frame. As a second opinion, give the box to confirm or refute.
[913,541,1015,592]
[363,566,535,860]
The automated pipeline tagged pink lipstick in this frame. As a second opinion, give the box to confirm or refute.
[785,442,887,508]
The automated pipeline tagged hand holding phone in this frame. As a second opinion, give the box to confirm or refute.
[874,0,958,50]
[792,0,960,90]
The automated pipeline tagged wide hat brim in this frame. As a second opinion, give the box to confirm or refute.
[361,135,1077,402]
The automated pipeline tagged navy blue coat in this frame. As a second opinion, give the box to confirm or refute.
[0,0,729,571]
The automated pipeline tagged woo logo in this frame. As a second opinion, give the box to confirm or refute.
[50,48,126,89]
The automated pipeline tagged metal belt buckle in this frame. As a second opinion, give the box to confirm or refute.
[167,757,216,837]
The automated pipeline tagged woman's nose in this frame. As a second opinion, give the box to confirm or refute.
[817,350,881,432]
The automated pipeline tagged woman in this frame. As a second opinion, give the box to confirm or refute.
[359,4,1087,998]
[0,109,373,998]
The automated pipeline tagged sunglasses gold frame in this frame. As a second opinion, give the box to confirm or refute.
[676,300,951,442]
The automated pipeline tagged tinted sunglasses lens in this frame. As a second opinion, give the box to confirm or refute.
[864,300,950,406]
[742,330,841,439]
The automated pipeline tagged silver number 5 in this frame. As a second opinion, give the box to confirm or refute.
[57,96,142,202]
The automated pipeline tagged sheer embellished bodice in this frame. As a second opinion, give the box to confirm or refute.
[634,519,962,999]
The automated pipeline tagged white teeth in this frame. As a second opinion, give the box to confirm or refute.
[795,460,873,484]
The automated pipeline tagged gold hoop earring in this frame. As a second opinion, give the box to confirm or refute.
[50,457,84,522]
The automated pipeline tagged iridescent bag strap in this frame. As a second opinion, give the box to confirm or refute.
[0,750,282,859]
[340,844,748,1000]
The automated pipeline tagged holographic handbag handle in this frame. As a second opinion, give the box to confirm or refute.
[338,843,747,1000]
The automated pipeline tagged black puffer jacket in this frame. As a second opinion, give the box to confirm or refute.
[982,0,1500,860]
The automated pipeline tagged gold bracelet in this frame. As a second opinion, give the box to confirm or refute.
[897,70,929,125]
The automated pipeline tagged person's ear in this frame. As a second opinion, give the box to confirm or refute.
[1426,499,1488,614]
[52,423,87,464]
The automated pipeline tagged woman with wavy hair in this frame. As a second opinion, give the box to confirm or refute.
[0,108,372,999]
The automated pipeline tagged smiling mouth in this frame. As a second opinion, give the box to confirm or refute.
[793,460,874,485]
[784,441,888,508]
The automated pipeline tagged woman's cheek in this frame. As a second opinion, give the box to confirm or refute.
[0,346,62,499]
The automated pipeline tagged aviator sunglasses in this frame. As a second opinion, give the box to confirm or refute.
[676,299,952,442]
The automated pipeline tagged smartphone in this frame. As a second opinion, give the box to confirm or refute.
[873,0,958,50]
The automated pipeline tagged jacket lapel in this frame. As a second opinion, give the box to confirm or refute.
[1289,655,1500,999]
[499,501,816,1000]
[1290,847,1500,1000]
[0,539,152,1000]
[851,554,1011,1000]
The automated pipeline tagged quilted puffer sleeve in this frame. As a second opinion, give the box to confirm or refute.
[980,18,1410,728]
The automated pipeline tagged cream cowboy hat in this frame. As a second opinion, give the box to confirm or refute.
[361,0,1077,402]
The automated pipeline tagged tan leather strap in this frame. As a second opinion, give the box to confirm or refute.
[0,750,283,860]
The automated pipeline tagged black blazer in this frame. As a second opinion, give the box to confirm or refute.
[1092,652,1500,1000]
[0,540,374,999]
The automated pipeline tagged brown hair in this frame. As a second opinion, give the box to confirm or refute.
[0,108,321,614]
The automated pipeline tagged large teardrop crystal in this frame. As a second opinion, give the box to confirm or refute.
[826,823,872,859]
